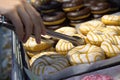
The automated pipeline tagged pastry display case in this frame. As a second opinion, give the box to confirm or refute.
[0,0,120,80]
[10,12,120,80]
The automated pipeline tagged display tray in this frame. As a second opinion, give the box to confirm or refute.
[11,12,120,80]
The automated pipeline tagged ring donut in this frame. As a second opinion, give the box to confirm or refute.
[30,52,70,75]
[42,12,66,25]
[101,15,120,26]
[23,37,54,52]
[91,2,110,14]
[78,20,105,35]
[38,1,62,13]
[67,44,105,65]
[62,0,84,12]
[67,7,91,20]
[101,36,120,58]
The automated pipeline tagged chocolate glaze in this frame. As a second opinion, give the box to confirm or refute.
[62,0,83,8]
[67,7,91,18]
[38,1,62,11]
[91,2,110,11]
[42,12,65,22]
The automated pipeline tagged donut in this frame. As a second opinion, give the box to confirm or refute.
[31,0,51,8]
[30,52,70,75]
[90,2,110,14]
[56,0,71,3]
[67,44,105,65]
[69,17,92,27]
[78,20,105,35]
[87,31,110,46]
[62,0,84,12]
[101,36,120,58]
[101,15,120,26]
[23,37,54,52]
[55,26,77,36]
[45,22,66,30]
[55,39,75,55]
[106,26,120,35]
[38,1,62,13]
[42,12,66,25]
[67,7,91,20]
[81,74,113,80]
[27,47,55,58]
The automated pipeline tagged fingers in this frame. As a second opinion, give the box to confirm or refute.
[5,9,25,41]
[17,5,33,43]
[23,2,46,43]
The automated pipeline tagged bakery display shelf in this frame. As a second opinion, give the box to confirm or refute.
[11,12,120,80]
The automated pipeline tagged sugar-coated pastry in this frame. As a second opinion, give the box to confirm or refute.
[55,27,77,36]
[56,39,75,55]
[67,44,105,65]
[23,37,54,52]
[78,20,105,35]
[101,15,120,26]
[30,52,70,75]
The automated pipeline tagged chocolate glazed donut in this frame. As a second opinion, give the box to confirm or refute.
[42,12,66,25]
[67,7,91,20]
[91,2,110,14]
[37,1,62,13]
[62,0,84,12]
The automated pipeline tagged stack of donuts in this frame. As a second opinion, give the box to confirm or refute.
[31,0,119,29]
[62,0,92,26]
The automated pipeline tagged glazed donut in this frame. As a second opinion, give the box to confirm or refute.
[42,12,66,25]
[31,0,51,8]
[101,15,120,26]
[45,23,66,30]
[38,1,62,13]
[87,31,111,46]
[101,37,120,58]
[55,26,77,36]
[23,37,54,52]
[30,52,70,75]
[106,26,120,35]
[67,7,91,20]
[55,39,75,55]
[62,0,84,12]
[27,47,55,58]
[78,20,105,35]
[69,17,91,27]
[90,2,110,14]
[67,44,105,65]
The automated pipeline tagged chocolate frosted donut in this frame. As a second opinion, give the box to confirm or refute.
[91,2,110,14]
[43,12,66,25]
[67,7,91,20]
[37,1,62,13]
[63,0,84,12]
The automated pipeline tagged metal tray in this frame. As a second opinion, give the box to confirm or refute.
[11,12,120,80]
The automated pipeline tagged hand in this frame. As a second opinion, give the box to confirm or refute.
[0,0,46,43]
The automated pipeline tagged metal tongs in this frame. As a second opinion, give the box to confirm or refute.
[0,16,85,46]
